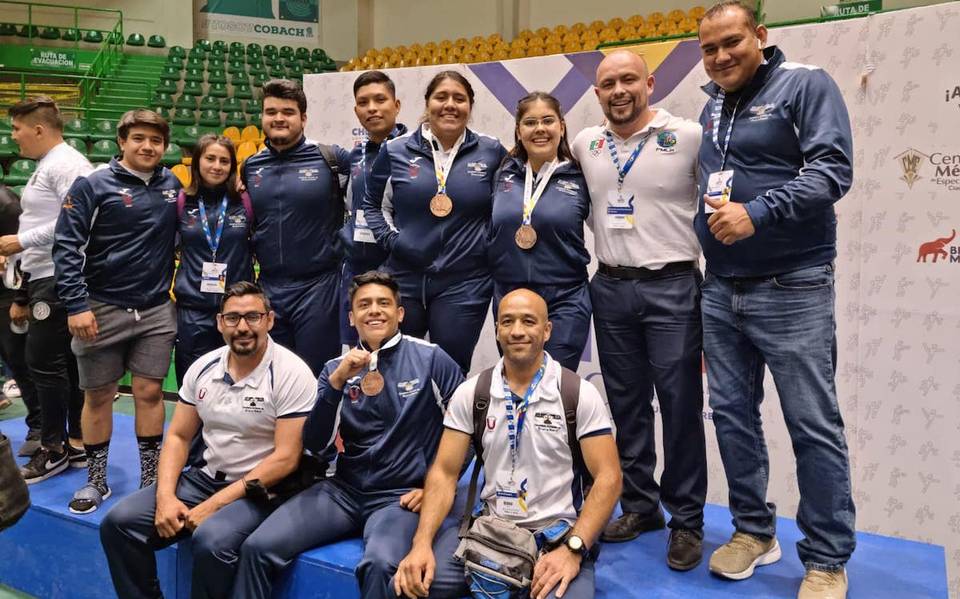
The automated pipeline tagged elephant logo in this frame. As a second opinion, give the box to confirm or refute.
[916,229,956,263]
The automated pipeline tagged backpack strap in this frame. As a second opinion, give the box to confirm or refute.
[559,367,581,466]
[176,189,186,220]
[460,366,494,537]
[317,143,346,224]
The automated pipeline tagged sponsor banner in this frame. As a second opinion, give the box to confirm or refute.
[194,0,318,44]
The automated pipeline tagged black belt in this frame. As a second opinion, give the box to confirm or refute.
[598,261,697,281]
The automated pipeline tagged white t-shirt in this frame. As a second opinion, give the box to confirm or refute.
[444,354,613,530]
[572,109,702,270]
[179,338,317,481]
[17,142,92,279]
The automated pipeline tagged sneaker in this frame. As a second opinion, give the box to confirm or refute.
[20,447,69,484]
[667,528,704,571]
[601,510,667,542]
[67,444,87,468]
[68,483,112,515]
[709,531,782,580]
[2,380,21,398]
[798,568,848,599]
[18,430,42,457]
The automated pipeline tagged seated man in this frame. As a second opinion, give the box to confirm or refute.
[235,270,465,599]
[395,289,622,599]
[99,282,317,599]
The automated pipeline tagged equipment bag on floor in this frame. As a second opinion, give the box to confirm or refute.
[0,433,30,531]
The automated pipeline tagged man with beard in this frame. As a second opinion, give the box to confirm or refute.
[241,79,349,375]
[570,50,707,569]
[99,281,317,599]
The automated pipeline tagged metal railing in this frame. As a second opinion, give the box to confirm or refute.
[2,70,152,119]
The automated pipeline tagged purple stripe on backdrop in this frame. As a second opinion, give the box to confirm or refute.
[648,39,704,104]
[468,61,531,114]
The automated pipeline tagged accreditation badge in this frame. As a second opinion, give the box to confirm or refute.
[353,209,376,244]
[200,262,227,294]
[705,170,734,214]
[495,472,528,519]
[605,190,635,230]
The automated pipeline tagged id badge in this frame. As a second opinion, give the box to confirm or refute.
[353,209,376,244]
[495,474,528,519]
[705,170,734,214]
[605,190,634,230]
[200,262,227,294]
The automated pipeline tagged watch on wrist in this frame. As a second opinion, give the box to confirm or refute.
[565,534,586,555]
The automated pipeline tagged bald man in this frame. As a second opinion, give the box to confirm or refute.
[394,289,621,599]
[571,50,707,568]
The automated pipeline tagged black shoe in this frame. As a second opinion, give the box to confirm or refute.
[20,447,69,484]
[667,528,703,571]
[18,430,42,457]
[601,510,666,542]
[67,444,87,468]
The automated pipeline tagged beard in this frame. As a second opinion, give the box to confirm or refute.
[229,332,258,355]
[604,97,643,126]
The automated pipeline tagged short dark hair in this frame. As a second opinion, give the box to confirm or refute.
[701,0,760,31]
[8,96,63,131]
[349,270,400,305]
[353,70,396,98]
[186,134,241,201]
[220,281,272,313]
[262,79,307,114]
[117,109,170,147]
[424,71,475,107]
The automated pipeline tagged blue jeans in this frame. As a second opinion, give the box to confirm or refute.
[701,264,855,570]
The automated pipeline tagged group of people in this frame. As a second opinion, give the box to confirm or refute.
[1,2,856,598]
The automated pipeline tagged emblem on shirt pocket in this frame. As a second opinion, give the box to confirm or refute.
[486,416,496,430]
[298,167,319,182]
[534,411,563,433]
[397,378,421,398]
[655,131,678,153]
[242,396,266,413]
[588,137,605,157]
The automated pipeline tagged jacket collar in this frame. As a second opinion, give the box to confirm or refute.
[500,155,579,177]
[366,122,408,152]
[108,157,164,184]
[701,45,785,99]
[405,125,478,157]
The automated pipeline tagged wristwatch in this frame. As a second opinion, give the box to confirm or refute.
[565,534,586,556]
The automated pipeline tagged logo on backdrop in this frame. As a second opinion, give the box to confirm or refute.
[916,229,958,264]
[894,148,960,191]
[895,148,928,189]
[946,83,960,112]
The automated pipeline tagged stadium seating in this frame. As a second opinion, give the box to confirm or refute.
[88,140,118,162]
[3,160,37,186]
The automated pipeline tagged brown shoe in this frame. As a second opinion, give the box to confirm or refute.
[601,510,666,542]
[667,528,703,571]
[709,531,781,580]
[798,568,848,599]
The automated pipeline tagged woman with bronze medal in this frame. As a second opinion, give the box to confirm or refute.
[488,92,592,371]
[361,71,507,373]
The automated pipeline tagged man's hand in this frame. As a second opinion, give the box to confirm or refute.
[0,235,23,257]
[154,495,189,538]
[705,195,756,245]
[9,303,28,326]
[67,310,98,341]
[184,498,221,531]
[399,489,423,513]
[328,347,372,390]
[394,542,435,598]
[531,546,582,599]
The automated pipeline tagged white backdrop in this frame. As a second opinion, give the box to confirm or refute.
[305,6,960,595]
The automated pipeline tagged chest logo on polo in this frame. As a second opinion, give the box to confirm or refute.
[655,131,678,154]
[554,179,580,197]
[588,137,606,157]
[242,396,266,413]
[298,167,319,182]
[408,157,423,178]
[397,378,421,398]
[748,103,777,122]
[161,189,178,202]
[467,161,488,178]
[500,173,515,192]
[118,188,134,207]
[533,410,563,433]
[486,416,497,430]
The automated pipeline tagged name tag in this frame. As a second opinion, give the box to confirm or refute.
[495,473,528,519]
[200,262,227,294]
[705,170,734,214]
[605,190,634,230]
[353,209,376,244]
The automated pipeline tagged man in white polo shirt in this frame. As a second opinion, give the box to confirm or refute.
[570,50,707,569]
[1,96,91,482]
[394,289,621,599]
[99,281,317,599]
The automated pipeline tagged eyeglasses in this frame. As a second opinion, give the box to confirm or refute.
[519,116,559,129]
[219,311,267,326]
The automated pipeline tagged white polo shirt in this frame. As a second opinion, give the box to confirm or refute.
[571,109,702,270]
[17,142,92,279]
[179,338,317,482]
[444,354,613,530]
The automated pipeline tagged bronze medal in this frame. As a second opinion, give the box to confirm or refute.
[514,224,537,250]
[430,193,453,218]
[360,370,384,396]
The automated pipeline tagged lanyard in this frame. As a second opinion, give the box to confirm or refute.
[361,330,402,373]
[502,356,546,476]
[428,128,466,195]
[604,129,651,197]
[711,90,741,170]
[197,195,229,261]
[521,159,560,226]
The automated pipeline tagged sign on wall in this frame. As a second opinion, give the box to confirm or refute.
[29,48,77,71]
[194,0,319,44]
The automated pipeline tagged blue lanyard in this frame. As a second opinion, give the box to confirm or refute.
[502,357,546,475]
[197,196,229,261]
[711,90,741,170]
[605,129,651,197]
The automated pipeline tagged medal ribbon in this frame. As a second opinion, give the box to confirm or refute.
[604,129,652,198]
[710,89,741,170]
[197,195,229,261]
[428,128,466,195]
[361,330,402,373]
[502,356,547,476]
[521,159,561,226]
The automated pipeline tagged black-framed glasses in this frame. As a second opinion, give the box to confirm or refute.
[219,311,267,326]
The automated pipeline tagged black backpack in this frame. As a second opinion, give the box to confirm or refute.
[0,434,30,531]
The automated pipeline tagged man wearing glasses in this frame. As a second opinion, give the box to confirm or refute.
[100,281,317,599]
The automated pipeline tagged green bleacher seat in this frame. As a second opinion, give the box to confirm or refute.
[233,85,254,100]
[172,108,196,126]
[283,56,299,68]
[40,27,61,40]
[0,24,17,36]
[211,40,227,53]
[161,143,183,166]
[229,48,244,61]
[228,61,246,75]
[198,110,221,128]
[268,66,285,78]
[64,137,87,156]
[263,44,278,58]
[171,125,199,147]
[287,63,304,76]
[230,74,250,87]
[148,34,167,48]
[184,68,205,83]
[127,32,145,46]
[63,119,90,141]
[208,70,227,85]
[4,160,37,186]
[209,57,225,70]
[209,47,226,60]
[208,83,228,98]
[162,65,182,79]
[83,29,104,44]
[311,48,328,62]
[0,117,11,135]
[248,64,266,77]
[188,48,206,61]
[0,135,18,160]
[245,54,263,66]
[221,97,244,113]
[196,39,211,51]
[153,92,174,109]
[244,99,262,115]
[90,120,117,141]
[0,164,4,182]
[279,45,294,59]
[295,47,310,61]
[58,27,79,41]
[17,24,39,38]
[187,57,204,69]
[200,96,222,111]
[251,73,268,88]
[88,140,118,162]
[168,45,186,59]
[224,111,247,128]
[182,80,203,95]
[175,94,198,110]
[155,78,178,94]
[246,42,262,54]
[165,55,183,67]
[229,41,244,54]
[265,55,281,68]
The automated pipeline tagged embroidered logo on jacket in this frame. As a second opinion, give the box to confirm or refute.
[554,179,580,196]
[747,103,777,122]
[118,188,134,207]
[162,189,178,202]
[500,173,515,192]
[298,167,319,182]
[467,161,488,177]
[408,157,422,178]
[398,378,421,398]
